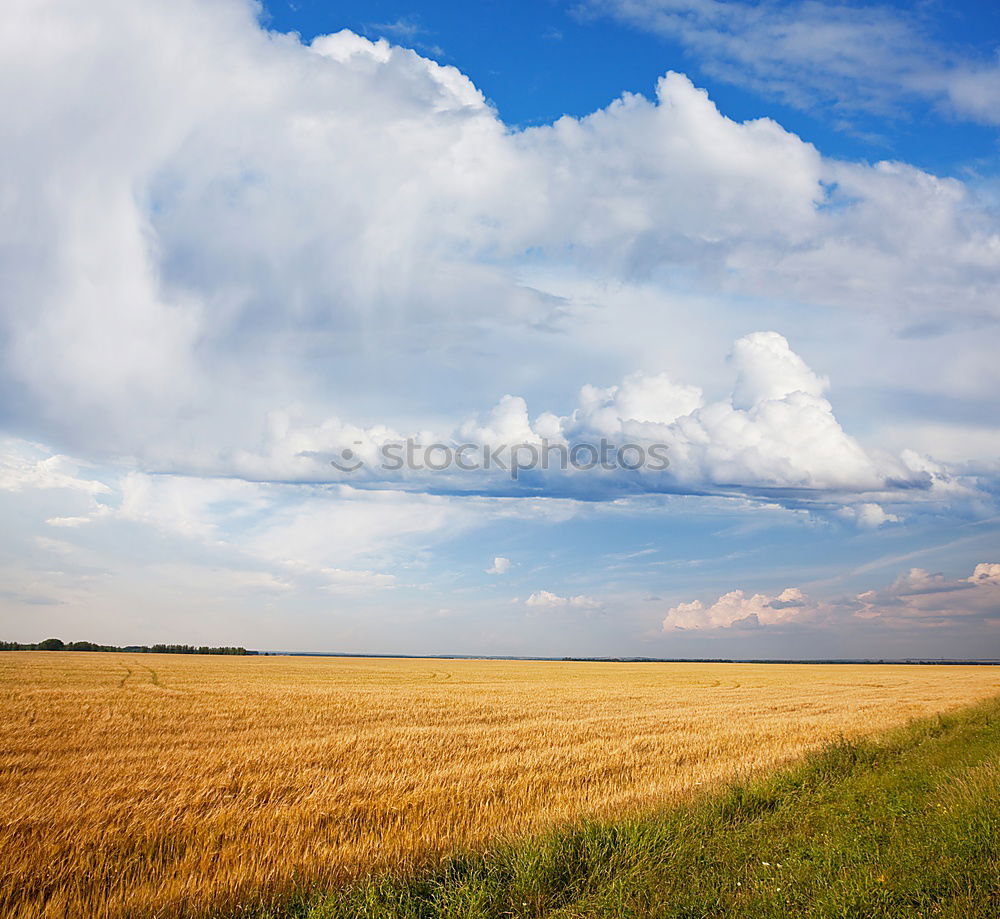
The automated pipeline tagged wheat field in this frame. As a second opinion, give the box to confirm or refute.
[1,652,998,919]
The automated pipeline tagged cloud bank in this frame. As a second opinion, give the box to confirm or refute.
[3,0,999,480]
[663,563,1000,632]
[207,330,975,527]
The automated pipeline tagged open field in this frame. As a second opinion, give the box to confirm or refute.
[320,696,1000,918]
[1,653,998,918]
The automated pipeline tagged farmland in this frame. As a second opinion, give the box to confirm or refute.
[1,653,998,918]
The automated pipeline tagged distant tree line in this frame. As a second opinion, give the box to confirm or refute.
[0,638,256,655]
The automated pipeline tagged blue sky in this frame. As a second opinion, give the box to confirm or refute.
[1,0,999,657]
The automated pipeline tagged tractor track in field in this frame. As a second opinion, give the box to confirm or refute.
[116,662,173,691]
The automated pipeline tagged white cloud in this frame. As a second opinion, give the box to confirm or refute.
[460,396,539,447]
[969,563,1000,585]
[663,587,817,630]
[526,590,602,610]
[0,440,109,497]
[116,472,265,542]
[230,331,967,522]
[855,564,1000,624]
[575,372,703,435]
[837,503,900,529]
[664,562,1000,631]
[729,331,828,410]
[45,515,98,528]
[278,560,396,594]
[486,556,511,575]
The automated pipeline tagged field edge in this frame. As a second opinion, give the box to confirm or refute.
[262,695,1000,919]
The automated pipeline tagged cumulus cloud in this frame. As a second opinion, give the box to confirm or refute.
[855,564,1000,625]
[574,373,703,434]
[663,587,817,630]
[217,330,971,525]
[729,331,828,410]
[837,503,900,529]
[664,562,1000,632]
[526,590,602,610]
[486,556,511,575]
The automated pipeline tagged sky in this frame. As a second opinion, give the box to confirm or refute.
[1,0,999,657]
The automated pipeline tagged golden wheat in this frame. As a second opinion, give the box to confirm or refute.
[1,652,997,918]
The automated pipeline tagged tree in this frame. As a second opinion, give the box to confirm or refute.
[38,638,64,651]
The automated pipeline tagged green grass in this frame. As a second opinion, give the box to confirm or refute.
[259,698,1000,919]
